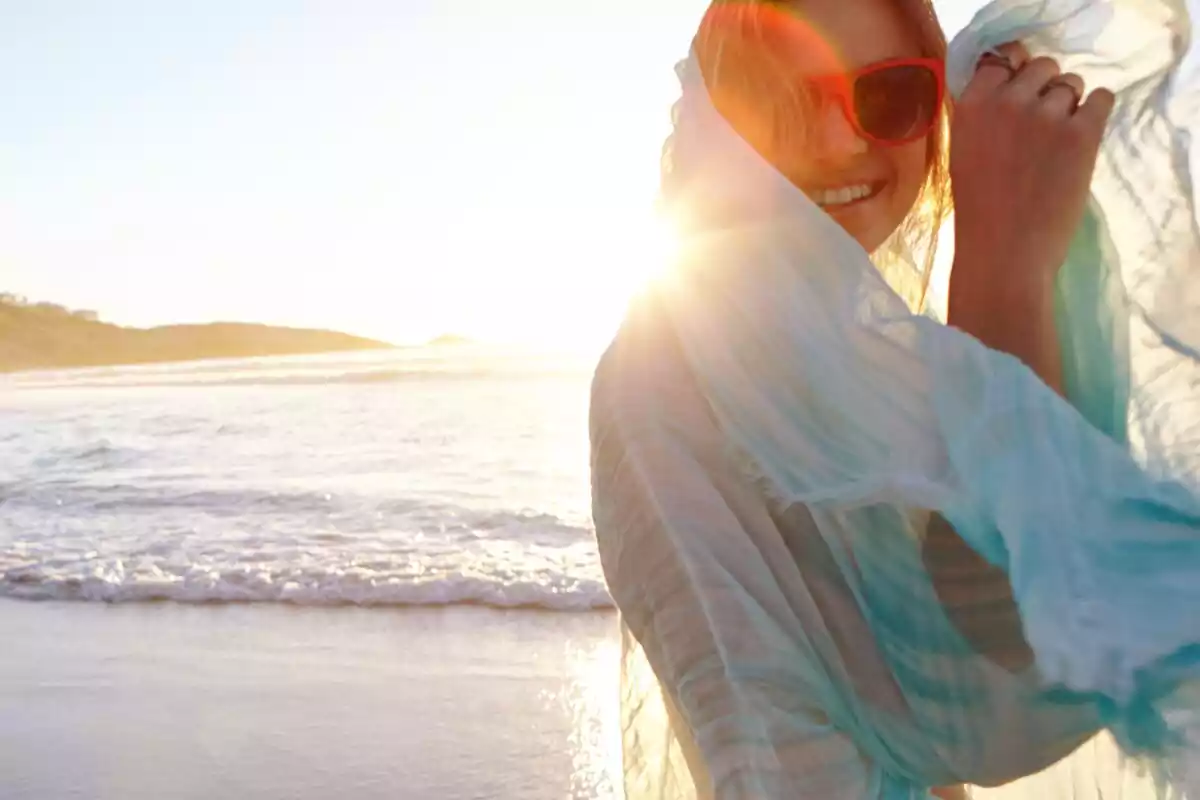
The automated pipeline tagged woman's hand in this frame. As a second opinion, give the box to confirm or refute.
[946,42,1115,394]
[950,41,1114,292]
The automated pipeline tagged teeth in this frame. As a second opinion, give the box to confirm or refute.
[813,184,873,207]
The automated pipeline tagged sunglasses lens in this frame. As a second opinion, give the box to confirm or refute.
[854,64,939,141]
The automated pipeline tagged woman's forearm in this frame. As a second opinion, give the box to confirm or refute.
[933,261,1060,800]
[946,257,1064,396]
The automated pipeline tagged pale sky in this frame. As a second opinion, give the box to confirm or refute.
[1,0,976,347]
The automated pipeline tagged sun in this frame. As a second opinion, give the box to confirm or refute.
[421,201,681,353]
[609,209,681,299]
[558,209,680,352]
[641,210,682,284]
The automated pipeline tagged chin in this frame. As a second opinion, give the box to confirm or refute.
[836,194,904,253]
[857,225,899,255]
[831,215,895,254]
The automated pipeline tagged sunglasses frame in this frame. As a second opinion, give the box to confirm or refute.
[807,57,946,147]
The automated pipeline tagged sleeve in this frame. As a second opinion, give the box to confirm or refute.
[588,325,898,800]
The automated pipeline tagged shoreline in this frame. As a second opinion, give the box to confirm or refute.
[0,343,398,376]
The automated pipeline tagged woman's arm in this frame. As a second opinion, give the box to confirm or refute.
[947,41,1113,396]
[947,265,1063,396]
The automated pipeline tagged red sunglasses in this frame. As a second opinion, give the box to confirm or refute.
[804,57,945,146]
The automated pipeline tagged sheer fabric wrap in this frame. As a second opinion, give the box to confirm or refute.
[590,0,1200,796]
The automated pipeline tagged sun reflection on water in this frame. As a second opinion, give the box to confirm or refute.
[544,636,624,799]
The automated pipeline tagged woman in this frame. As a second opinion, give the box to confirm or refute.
[589,0,1181,797]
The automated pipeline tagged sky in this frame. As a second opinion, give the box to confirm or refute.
[1,0,976,348]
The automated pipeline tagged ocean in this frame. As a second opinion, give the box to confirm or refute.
[0,346,610,611]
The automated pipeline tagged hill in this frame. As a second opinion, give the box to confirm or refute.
[0,295,392,373]
[426,333,474,347]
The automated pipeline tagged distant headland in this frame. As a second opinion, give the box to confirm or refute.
[425,333,474,347]
[0,294,393,373]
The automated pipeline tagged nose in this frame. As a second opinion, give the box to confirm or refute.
[809,100,868,164]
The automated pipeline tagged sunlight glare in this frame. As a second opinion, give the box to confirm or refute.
[619,209,681,294]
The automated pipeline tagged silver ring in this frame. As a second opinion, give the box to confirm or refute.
[977,50,1018,78]
[1041,76,1083,107]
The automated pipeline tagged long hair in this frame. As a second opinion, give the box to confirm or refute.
[688,0,952,308]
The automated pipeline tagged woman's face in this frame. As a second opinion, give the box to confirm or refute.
[748,0,932,252]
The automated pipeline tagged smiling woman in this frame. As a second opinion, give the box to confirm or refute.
[591,0,1200,797]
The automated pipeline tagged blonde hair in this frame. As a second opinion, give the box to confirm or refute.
[691,0,952,307]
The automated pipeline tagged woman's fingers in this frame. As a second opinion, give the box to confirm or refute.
[1073,87,1117,146]
[1040,73,1085,115]
[963,40,1111,138]
[967,41,1031,97]
[1008,56,1061,99]
[986,48,1090,121]
[974,52,1017,89]
[993,40,1031,67]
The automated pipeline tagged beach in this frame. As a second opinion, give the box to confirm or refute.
[0,600,621,800]
[0,348,621,799]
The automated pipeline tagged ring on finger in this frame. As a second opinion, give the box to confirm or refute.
[977,50,1018,78]
[1040,76,1083,107]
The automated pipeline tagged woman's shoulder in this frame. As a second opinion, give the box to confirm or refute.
[590,291,715,447]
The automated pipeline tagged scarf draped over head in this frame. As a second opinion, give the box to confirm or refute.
[590,0,1200,796]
